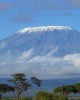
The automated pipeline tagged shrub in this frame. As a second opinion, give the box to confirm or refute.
[53,94,68,100]
[34,91,54,100]
[34,91,68,100]
[3,97,32,100]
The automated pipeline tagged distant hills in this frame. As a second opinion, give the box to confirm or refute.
[1,77,80,96]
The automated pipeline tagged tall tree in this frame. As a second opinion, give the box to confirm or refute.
[54,85,77,97]
[8,73,31,100]
[0,83,14,99]
[74,83,80,94]
[8,73,42,100]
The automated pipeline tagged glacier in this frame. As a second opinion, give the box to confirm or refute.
[17,26,72,34]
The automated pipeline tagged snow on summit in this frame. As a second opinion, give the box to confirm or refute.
[17,26,72,34]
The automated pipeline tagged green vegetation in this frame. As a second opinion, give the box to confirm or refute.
[0,83,14,99]
[74,83,80,93]
[33,91,68,100]
[54,85,77,97]
[2,97,32,100]
[34,91,54,100]
[0,73,42,100]
[1,73,80,100]
[53,84,80,100]
[8,73,31,100]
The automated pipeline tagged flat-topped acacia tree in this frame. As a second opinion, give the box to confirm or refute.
[8,73,42,100]
[0,83,14,99]
[54,85,77,97]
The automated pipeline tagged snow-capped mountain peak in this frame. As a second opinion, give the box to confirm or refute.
[17,26,72,34]
[0,26,80,78]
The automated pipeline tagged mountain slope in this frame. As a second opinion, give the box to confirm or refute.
[0,26,80,57]
[0,26,80,79]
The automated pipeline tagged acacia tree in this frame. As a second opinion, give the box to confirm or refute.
[31,77,42,87]
[8,73,42,100]
[74,83,80,94]
[0,83,14,99]
[54,85,77,97]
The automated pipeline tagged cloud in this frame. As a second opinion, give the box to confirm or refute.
[0,47,80,79]
[0,3,16,11]
[0,3,11,10]
[0,0,80,14]
[24,0,80,11]
[59,13,74,17]
[9,0,79,22]
[64,53,80,66]
[26,53,80,79]
[43,0,80,11]
[9,12,34,23]
[70,0,80,8]
[0,0,79,24]
[16,49,33,63]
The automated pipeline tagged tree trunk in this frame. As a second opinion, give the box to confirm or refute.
[16,89,20,100]
[16,93,19,100]
[0,94,2,99]
[16,87,20,100]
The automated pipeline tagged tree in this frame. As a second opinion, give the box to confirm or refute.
[54,86,66,95]
[31,77,42,87]
[74,83,80,94]
[8,73,42,100]
[8,73,30,100]
[0,83,14,99]
[35,91,68,100]
[54,85,76,97]
[35,91,54,100]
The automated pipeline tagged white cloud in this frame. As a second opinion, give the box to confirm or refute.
[26,53,80,78]
[70,0,80,7]
[64,53,80,66]
[16,49,33,63]
[0,48,80,79]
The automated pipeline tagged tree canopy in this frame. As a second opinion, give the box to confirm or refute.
[54,85,77,96]
[0,83,14,98]
[8,73,42,100]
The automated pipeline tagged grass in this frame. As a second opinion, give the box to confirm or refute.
[1,97,32,100]
[0,96,79,100]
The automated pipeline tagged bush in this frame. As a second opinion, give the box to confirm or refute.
[53,94,68,100]
[34,91,68,100]
[3,97,32,100]
[34,91,54,100]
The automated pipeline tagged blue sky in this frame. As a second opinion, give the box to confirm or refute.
[0,0,80,40]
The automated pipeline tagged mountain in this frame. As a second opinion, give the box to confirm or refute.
[0,26,80,79]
